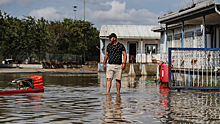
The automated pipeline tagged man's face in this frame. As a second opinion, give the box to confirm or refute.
[110,37,115,42]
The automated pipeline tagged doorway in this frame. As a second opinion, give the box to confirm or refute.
[129,43,136,63]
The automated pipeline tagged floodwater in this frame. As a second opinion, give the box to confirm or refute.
[0,73,219,124]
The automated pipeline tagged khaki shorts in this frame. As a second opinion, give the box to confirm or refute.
[106,64,122,80]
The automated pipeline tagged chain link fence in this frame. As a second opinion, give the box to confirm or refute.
[1,52,83,69]
[42,53,82,69]
[87,56,99,61]
[86,56,99,67]
[1,52,99,69]
[2,52,33,64]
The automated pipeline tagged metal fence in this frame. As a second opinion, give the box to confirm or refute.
[2,52,41,64]
[168,48,220,89]
[87,56,99,62]
[42,53,82,69]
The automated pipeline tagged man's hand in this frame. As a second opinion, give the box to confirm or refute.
[103,64,106,71]
[122,63,126,70]
[122,51,127,70]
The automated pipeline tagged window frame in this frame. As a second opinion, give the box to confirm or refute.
[145,44,158,55]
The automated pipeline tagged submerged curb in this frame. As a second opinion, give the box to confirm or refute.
[0,69,98,74]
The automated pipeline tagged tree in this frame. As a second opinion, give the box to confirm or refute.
[0,10,100,63]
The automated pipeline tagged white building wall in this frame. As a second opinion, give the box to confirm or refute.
[100,39,105,63]
[165,25,202,49]
[161,25,203,62]
[161,25,212,68]
[100,38,160,63]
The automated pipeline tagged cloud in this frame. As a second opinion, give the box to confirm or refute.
[87,0,159,29]
[132,0,143,6]
[17,0,35,7]
[85,0,102,4]
[92,4,112,11]
[0,0,15,6]
[53,0,102,4]
[27,0,159,30]
[0,0,41,7]
[28,7,69,21]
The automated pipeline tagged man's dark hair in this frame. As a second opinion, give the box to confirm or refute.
[108,33,117,39]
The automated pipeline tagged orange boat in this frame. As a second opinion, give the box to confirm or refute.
[0,88,44,94]
[0,76,44,94]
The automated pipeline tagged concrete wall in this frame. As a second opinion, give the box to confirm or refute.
[98,63,157,76]
[0,64,43,69]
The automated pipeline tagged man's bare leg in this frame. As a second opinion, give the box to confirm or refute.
[116,79,121,94]
[106,78,112,94]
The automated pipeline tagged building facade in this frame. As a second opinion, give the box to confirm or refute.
[152,0,220,88]
[152,0,220,62]
[99,25,160,65]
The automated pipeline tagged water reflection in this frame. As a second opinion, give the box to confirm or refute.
[158,85,220,123]
[1,73,220,123]
[32,94,43,112]
[158,84,171,123]
[104,94,130,123]
[0,93,43,123]
[165,90,220,123]
[159,84,169,114]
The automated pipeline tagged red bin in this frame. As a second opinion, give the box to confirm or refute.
[159,64,162,80]
[159,64,169,83]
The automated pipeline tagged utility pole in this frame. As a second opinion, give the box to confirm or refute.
[72,6,77,20]
[83,0,86,64]
[84,0,85,21]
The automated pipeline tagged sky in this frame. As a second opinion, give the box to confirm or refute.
[0,0,201,30]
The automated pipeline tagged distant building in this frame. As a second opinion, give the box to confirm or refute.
[152,0,220,61]
[99,25,160,67]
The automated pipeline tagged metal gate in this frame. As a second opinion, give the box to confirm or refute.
[168,48,220,89]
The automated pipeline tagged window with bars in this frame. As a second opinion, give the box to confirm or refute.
[167,36,172,52]
[146,44,158,54]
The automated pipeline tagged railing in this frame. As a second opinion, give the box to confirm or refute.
[168,48,220,89]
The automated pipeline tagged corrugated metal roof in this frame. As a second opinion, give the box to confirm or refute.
[158,0,215,24]
[99,25,160,39]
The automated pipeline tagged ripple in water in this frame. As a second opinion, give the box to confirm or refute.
[1,73,219,123]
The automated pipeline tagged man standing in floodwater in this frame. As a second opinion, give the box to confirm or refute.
[103,33,127,94]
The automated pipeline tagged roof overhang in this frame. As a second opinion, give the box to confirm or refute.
[158,0,219,25]
[100,36,159,40]
[99,25,160,40]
